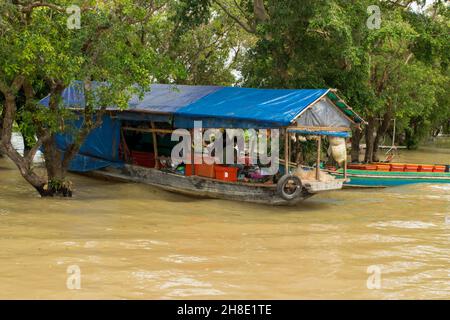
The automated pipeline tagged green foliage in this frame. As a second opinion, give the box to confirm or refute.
[0,1,190,193]
[239,0,449,141]
[0,0,185,131]
[143,0,249,85]
[47,177,73,192]
[172,0,212,33]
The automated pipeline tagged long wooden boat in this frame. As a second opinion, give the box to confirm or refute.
[42,83,366,204]
[330,163,450,188]
[87,164,345,205]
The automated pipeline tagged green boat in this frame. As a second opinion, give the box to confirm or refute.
[331,168,450,188]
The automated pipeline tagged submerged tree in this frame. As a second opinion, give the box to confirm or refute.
[0,0,182,196]
[0,0,248,197]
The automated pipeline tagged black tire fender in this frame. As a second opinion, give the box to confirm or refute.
[277,174,303,201]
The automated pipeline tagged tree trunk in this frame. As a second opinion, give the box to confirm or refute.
[372,111,392,162]
[253,0,269,23]
[1,96,48,192]
[364,117,376,163]
[42,134,63,179]
[350,128,362,163]
[1,95,72,197]
[0,109,4,158]
[1,79,77,197]
[2,79,104,197]
[20,79,37,155]
[40,134,73,197]
[372,135,381,162]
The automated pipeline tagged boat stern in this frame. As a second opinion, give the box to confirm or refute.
[303,179,345,193]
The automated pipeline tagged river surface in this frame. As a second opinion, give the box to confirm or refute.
[0,137,449,299]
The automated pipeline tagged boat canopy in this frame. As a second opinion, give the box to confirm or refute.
[39,82,364,131]
[38,82,365,172]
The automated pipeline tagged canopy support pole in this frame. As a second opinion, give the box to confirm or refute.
[190,129,195,176]
[150,122,160,169]
[284,128,289,175]
[289,131,292,166]
[120,127,131,163]
[316,136,321,180]
[344,141,348,181]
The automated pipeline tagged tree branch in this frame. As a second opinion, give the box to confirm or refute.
[213,0,256,34]
[19,1,66,13]
[11,75,25,94]
[0,80,9,95]
[81,24,112,54]
[386,0,415,9]
[404,52,413,65]
[253,0,269,23]
[26,131,50,163]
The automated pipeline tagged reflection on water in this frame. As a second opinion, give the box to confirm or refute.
[0,138,449,299]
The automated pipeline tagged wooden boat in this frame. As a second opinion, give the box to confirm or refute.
[41,83,365,205]
[330,163,450,187]
[87,164,345,205]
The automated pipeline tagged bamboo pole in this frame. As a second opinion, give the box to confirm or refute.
[284,128,289,175]
[288,131,292,165]
[120,128,131,163]
[316,136,321,180]
[190,129,195,176]
[150,122,160,169]
[344,140,348,181]
[344,156,348,180]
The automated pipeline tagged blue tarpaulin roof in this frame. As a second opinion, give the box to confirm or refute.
[128,84,222,113]
[39,81,87,108]
[39,82,222,113]
[40,82,364,128]
[174,87,329,128]
[38,83,364,171]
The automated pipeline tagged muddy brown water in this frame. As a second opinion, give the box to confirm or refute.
[0,139,449,299]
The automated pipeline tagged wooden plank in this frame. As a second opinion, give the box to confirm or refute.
[316,136,321,180]
[190,129,195,176]
[343,149,347,180]
[189,174,276,188]
[122,126,190,135]
[288,131,292,168]
[279,159,298,169]
[120,127,131,163]
[150,122,160,169]
[284,128,289,175]
[288,126,351,132]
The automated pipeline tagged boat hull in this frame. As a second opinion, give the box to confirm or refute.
[88,165,316,205]
[331,169,450,188]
